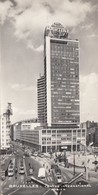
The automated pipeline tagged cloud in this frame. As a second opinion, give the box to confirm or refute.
[12,106,36,122]
[27,41,44,52]
[0,0,92,49]
[80,73,98,122]
[13,107,36,116]
[0,0,13,24]
[88,33,98,38]
[9,83,36,91]
[81,23,93,30]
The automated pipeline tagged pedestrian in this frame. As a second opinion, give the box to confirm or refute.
[87,159,90,163]
[84,166,86,172]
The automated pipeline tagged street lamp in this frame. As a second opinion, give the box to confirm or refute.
[80,141,88,180]
[73,152,75,176]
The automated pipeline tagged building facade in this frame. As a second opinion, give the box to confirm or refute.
[12,23,85,152]
[0,114,11,149]
[42,23,80,126]
[39,126,86,153]
[11,119,41,150]
[95,127,98,146]
[36,23,84,152]
[81,121,98,146]
[37,76,45,123]
[11,122,86,153]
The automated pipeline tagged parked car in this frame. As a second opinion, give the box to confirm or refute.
[39,153,44,158]
[25,176,32,184]
[76,180,88,185]
[29,168,33,175]
[33,152,38,157]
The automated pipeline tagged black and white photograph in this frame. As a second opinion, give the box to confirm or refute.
[0,0,98,195]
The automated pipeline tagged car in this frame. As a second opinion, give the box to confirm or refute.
[76,180,88,185]
[29,168,33,175]
[33,152,38,157]
[9,164,13,169]
[25,176,32,184]
[10,162,14,166]
[8,167,14,177]
[19,166,25,174]
[39,153,44,158]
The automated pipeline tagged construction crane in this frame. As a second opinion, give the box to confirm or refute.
[3,103,13,125]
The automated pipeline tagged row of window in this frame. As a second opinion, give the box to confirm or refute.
[42,129,85,134]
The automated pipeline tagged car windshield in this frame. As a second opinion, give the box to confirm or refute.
[57,176,61,179]
[20,167,24,170]
[9,170,13,172]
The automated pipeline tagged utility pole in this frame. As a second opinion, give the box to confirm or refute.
[73,152,75,176]
[85,147,88,180]
[80,141,88,180]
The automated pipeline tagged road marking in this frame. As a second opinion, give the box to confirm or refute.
[7,188,20,195]
[51,189,58,195]
[46,176,52,182]
[42,189,50,195]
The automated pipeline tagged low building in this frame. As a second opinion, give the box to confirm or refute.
[12,121,86,153]
[81,121,98,146]
[95,127,98,146]
[36,125,86,153]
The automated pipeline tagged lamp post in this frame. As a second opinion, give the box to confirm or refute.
[73,151,75,176]
[85,147,88,180]
[80,141,88,180]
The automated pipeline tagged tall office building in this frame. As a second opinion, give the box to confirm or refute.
[37,75,45,123]
[38,23,80,126]
[36,23,85,152]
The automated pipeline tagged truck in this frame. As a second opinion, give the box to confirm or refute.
[38,168,46,180]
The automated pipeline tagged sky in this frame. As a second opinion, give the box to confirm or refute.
[0,0,98,123]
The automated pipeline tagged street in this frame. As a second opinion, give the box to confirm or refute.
[2,183,98,195]
[1,142,98,195]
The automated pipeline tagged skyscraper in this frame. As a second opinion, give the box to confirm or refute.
[36,23,85,152]
[37,75,45,124]
[38,23,80,127]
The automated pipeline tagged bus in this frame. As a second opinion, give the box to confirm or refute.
[38,168,46,180]
[51,164,62,184]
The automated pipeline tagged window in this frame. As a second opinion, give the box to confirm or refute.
[42,130,46,134]
[47,130,51,134]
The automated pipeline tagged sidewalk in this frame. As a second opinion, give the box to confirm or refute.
[31,154,98,183]
[44,153,98,182]
[67,152,98,171]
[64,152,98,182]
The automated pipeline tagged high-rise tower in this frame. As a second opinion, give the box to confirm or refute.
[43,23,80,126]
[37,75,45,124]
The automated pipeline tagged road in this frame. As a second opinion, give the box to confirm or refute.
[1,144,53,195]
[2,183,98,195]
[1,142,98,195]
